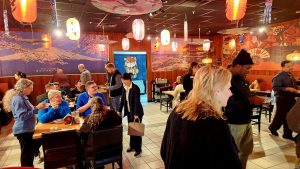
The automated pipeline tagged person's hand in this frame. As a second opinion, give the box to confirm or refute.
[286,87,298,93]
[134,115,139,121]
[50,101,59,109]
[105,85,110,90]
[36,102,47,110]
[117,112,122,116]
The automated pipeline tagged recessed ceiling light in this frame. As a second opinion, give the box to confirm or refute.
[296,11,300,14]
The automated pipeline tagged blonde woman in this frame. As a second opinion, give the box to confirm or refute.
[160,65,242,169]
[2,79,46,167]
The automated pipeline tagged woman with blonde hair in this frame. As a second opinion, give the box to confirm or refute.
[2,78,46,167]
[160,65,242,169]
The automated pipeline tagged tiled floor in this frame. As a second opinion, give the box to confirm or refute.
[0,102,298,169]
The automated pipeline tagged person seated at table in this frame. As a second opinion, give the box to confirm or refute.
[76,81,107,117]
[36,82,60,104]
[172,76,182,89]
[249,78,263,91]
[172,76,185,106]
[69,80,85,100]
[38,90,71,123]
[79,97,122,142]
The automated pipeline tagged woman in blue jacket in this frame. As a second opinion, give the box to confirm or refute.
[2,79,47,167]
[38,90,71,123]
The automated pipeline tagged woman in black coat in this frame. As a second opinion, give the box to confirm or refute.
[161,65,242,169]
[118,73,144,157]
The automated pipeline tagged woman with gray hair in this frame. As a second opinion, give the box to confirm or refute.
[2,78,47,167]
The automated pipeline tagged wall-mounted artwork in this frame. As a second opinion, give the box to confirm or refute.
[222,19,300,71]
[151,37,214,72]
[0,32,109,76]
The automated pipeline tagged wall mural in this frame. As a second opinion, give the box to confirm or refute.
[151,37,215,72]
[0,32,109,76]
[222,19,300,70]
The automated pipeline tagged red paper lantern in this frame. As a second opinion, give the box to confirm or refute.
[122,38,130,51]
[132,19,145,41]
[10,0,37,23]
[226,0,247,21]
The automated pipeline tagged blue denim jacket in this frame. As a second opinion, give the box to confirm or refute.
[11,94,38,135]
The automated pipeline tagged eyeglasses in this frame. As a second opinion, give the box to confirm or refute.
[89,86,98,89]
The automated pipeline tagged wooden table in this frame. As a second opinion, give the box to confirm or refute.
[33,119,83,139]
[253,90,271,97]
[162,90,174,96]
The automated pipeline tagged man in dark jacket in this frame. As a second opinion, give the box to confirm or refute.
[182,62,199,98]
[269,60,298,140]
[105,63,123,112]
[224,49,254,169]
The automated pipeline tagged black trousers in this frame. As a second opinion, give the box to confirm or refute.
[15,132,35,167]
[269,97,296,137]
[127,115,143,152]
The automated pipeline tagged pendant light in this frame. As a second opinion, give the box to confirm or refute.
[161,29,170,46]
[11,0,37,23]
[132,19,145,41]
[184,14,188,42]
[226,0,247,21]
[66,18,80,40]
[122,37,130,50]
[171,34,178,52]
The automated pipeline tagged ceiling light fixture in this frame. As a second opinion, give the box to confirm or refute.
[54,29,62,37]
[226,0,247,21]
[259,27,265,33]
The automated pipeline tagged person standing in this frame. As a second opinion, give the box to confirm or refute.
[161,65,241,169]
[2,79,46,167]
[224,49,254,169]
[78,64,92,85]
[50,68,70,96]
[14,71,26,81]
[182,62,199,98]
[105,63,123,112]
[118,73,144,157]
[269,60,298,140]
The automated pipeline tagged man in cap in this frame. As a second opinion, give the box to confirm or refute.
[224,49,254,169]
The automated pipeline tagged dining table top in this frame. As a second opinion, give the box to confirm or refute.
[33,118,84,139]
[162,90,174,96]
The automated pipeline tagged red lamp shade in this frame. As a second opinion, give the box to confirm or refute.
[132,19,145,41]
[226,0,247,21]
[122,37,130,51]
[11,0,37,23]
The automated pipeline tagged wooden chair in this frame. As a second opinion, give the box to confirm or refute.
[84,126,123,169]
[251,104,263,132]
[262,102,274,123]
[159,86,173,113]
[42,129,81,169]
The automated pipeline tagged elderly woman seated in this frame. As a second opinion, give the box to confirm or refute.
[79,96,122,144]
[38,90,71,123]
